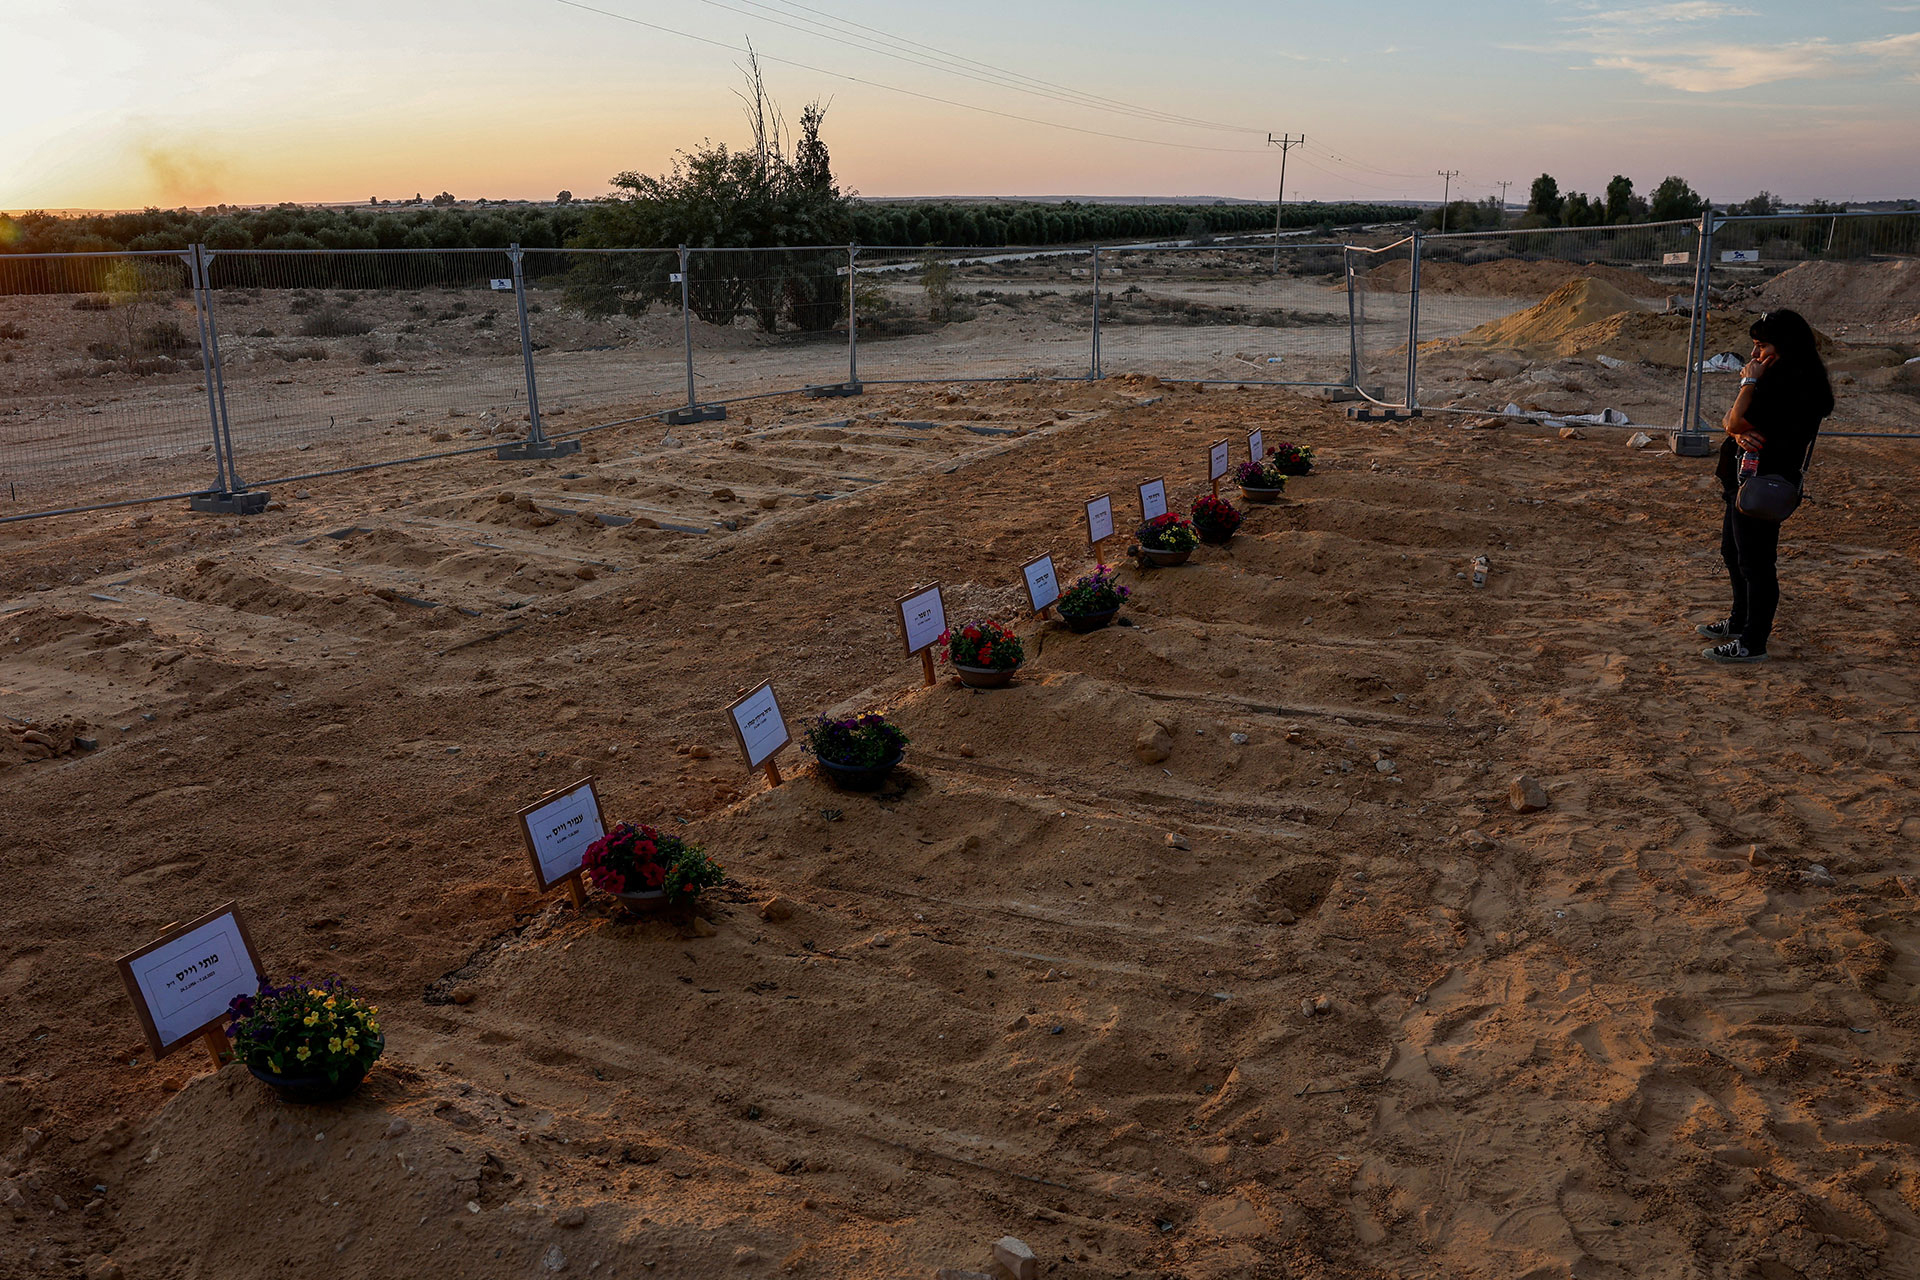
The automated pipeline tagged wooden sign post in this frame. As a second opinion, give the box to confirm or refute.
[1247,428,1265,464]
[726,680,793,788]
[1137,477,1168,522]
[1021,552,1061,620]
[515,777,607,909]
[115,903,267,1073]
[1208,439,1231,496]
[1085,493,1115,557]
[896,582,948,686]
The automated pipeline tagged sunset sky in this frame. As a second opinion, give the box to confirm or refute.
[5,0,1917,212]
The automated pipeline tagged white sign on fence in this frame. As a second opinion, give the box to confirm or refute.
[1662,252,1691,266]
[1721,249,1761,263]
[490,279,514,291]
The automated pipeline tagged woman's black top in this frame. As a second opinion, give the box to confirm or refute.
[1717,363,1828,495]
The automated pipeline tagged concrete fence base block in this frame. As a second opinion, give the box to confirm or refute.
[1668,432,1715,457]
[495,439,582,461]
[803,381,865,399]
[664,404,728,425]
[188,490,270,516]
[1345,405,1423,422]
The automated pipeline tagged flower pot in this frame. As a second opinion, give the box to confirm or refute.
[953,661,1019,688]
[609,887,670,911]
[815,749,904,791]
[1197,528,1235,545]
[1059,607,1118,633]
[247,1038,382,1105]
[1238,484,1284,505]
[1137,545,1192,568]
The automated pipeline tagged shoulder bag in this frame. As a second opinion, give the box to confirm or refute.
[1736,435,1817,523]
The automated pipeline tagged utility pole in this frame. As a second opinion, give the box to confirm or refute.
[1268,133,1304,272]
[1436,169,1460,233]
[1496,180,1513,226]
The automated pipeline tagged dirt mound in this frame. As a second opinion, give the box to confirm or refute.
[6,379,1920,1280]
[1454,277,1649,350]
[1754,259,1920,328]
[1346,258,1664,297]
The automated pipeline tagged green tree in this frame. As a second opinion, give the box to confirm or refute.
[1527,174,1564,223]
[568,97,851,331]
[1648,176,1704,222]
[1726,191,1782,217]
[1604,175,1635,224]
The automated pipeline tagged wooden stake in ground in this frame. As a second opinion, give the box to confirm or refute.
[726,680,793,787]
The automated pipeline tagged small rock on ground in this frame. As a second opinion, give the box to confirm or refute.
[1509,775,1550,813]
[1133,722,1173,764]
[992,1236,1038,1280]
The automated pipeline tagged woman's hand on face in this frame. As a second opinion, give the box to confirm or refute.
[1741,358,1768,381]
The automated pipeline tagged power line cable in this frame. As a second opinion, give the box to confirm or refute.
[549,0,1284,155]
[743,0,1259,134]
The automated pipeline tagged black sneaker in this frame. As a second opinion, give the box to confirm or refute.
[1702,639,1767,664]
[1696,618,1737,640]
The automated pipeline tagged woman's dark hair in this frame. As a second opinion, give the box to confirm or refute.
[1750,308,1835,417]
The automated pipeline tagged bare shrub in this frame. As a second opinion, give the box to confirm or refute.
[0,321,25,341]
[143,320,192,353]
[71,295,110,311]
[298,309,373,337]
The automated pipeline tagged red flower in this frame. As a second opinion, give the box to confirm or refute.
[977,644,993,665]
[639,862,666,889]
[605,871,626,894]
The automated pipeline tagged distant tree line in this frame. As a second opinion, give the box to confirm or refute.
[0,196,1413,259]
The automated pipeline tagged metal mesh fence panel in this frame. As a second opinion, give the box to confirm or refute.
[677,247,854,404]
[1703,210,1920,437]
[205,249,525,485]
[1413,220,1700,427]
[0,251,221,518]
[521,247,688,434]
[1090,242,1355,387]
[1346,237,1414,405]
[852,245,1096,385]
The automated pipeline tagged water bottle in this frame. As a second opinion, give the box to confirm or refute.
[1739,449,1759,479]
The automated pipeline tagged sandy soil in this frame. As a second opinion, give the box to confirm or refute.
[3,373,1918,1280]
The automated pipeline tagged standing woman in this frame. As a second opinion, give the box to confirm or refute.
[1700,309,1833,663]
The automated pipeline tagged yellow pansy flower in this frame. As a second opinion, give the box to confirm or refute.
[366,1020,380,1034]
[344,1038,357,1053]
[296,1046,311,1061]
[328,1038,342,1053]
[303,1013,319,1027]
